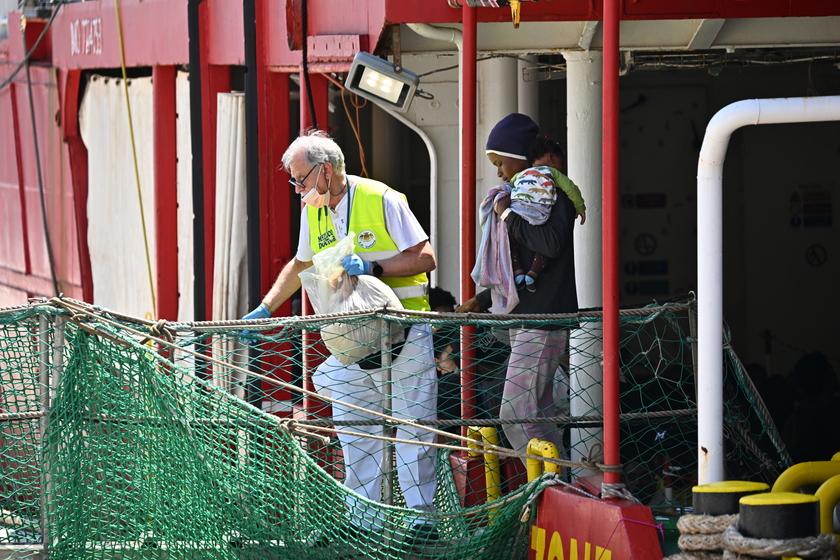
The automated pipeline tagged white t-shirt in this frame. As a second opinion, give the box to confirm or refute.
[295,176,428,262]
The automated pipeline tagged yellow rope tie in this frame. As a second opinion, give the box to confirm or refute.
[113,0,157,317]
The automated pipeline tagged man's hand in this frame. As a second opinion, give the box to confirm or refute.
[456,297,481,313]
[241,303,271,344]
[494,195,511,216]
[341,254,371,276]
[243,303,271,320]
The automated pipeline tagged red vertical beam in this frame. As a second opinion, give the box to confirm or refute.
[460,5,478,431]
[10,83,33,286]
[60,70,94,303]
[298,70,328,320]
[153,65,179,320]
[256,0,293,407]
[194,0,231,320]
[602,0,621,485]
[261,72,292,303]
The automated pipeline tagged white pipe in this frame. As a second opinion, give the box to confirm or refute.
[403,23,463,287]
[406,23,463,52]
[371,100,440,286]
[564,50,604,477]
[697,96,840,484]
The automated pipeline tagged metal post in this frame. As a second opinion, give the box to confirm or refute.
[37,314,51,552]
[602,0,622,487]
[380,320,394,506]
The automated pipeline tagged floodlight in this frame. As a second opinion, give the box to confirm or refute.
[345,52,420,113]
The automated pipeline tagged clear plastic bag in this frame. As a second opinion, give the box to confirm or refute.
[298,233,404,365]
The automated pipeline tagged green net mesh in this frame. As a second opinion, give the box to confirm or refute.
[0,297,790,559]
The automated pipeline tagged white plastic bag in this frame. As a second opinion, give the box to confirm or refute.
[298,233,404,365]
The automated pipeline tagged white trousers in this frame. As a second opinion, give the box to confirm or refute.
[312,323,438,529]
[499,328,568,464]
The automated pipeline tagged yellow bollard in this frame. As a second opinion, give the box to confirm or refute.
[772,461,840,558]
[814,473,840,556]
[740,492,821,560]
[467,427,503,504]
[772,461,840,493]
[526,438,561,482]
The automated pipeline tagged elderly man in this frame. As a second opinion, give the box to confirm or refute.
[242,129,439,546]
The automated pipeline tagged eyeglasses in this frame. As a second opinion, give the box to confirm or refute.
[289,164,319,189]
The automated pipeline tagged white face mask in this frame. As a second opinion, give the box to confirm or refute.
[300,166,330,208]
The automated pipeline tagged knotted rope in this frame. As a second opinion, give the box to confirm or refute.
[141,319,174,344]
[664,513,739,560]
[722,522,837,559]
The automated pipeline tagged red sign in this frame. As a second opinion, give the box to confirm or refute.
[530,477,663,560]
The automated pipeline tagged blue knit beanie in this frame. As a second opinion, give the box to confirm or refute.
[485,113,539,160]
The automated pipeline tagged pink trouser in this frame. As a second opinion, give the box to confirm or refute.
[499,328,568,465]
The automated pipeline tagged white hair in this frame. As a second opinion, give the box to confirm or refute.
[281,129,345,174]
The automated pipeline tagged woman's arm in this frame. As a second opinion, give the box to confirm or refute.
[506,193,575,259]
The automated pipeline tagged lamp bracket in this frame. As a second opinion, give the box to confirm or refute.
[392,25,403,73]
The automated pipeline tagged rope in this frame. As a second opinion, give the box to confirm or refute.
[47,297,603,473]
[726,421,786,480]
[298,407,696,427]
[601,482,640,502]
[112,0,157,316]
[140,319,174,344]
[22,19,60,297]
[0,411,45,422]
[517,472,583,523]
[678,514,739,535]
[35,296,713,481]
[39,296,697,332]
[665,553,723,560]
[722,523,837,559]
[663,514,738,560]
[726,347,793,467]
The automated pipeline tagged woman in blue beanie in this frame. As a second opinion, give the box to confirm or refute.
[461,112,581,465]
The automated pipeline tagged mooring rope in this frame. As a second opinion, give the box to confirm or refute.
[722,523,837,560]
[663,514,738,560]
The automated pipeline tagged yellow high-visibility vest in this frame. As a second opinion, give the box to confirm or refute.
[307,177,430,311]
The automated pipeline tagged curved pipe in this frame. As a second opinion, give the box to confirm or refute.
[815,474,840,539]
[401,23,464,288]
[697,96,840,484]
[772,461,840,494]
[371,100,439,286]
[405,23,463,52]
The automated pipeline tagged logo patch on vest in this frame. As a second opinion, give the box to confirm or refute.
[317,230,337,250]
[357,230,377,249]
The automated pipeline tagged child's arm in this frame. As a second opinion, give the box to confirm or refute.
[549,168,586,223]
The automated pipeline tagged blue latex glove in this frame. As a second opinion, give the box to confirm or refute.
[243,303,271,320]
[241,303,270,343]
[341,254,371,276]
